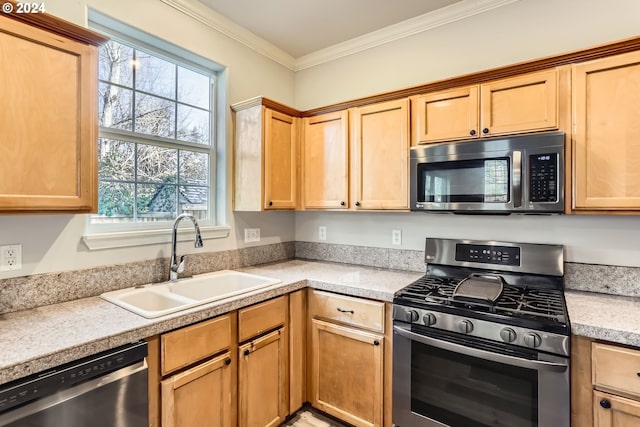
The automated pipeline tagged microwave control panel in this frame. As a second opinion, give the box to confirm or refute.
[529,153,558,202]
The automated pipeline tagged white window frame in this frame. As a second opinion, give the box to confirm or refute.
[83,10,229,250]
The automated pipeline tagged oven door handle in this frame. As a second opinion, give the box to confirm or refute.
[393,325,567,373]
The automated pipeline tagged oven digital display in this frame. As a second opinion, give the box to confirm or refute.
[455,244,520,266]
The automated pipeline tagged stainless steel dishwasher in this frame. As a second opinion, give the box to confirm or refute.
[0,341,148,427]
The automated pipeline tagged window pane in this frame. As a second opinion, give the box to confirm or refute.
[97,182,134,220]
[179,151,208,185]
[98,139,134,180]
[179,186,208,220]
[98,83,133,130]
[178,67,210,109]
[137,183,176,221]
[177,105,210,144]
[135,51,176,99]
[135,93,176,138]
[99,41,133,87]
[137,144,177,183]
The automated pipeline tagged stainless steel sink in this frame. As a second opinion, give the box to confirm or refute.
[100,270,281,318]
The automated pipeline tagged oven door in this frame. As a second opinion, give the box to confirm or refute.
[392,322,569,427]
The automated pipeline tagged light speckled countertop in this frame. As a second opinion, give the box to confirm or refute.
[0,259,637,386]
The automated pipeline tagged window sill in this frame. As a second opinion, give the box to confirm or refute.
[82,225,231,250]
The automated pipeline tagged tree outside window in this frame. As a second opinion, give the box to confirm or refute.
[94,39,213,224]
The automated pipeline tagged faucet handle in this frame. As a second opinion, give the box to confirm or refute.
[176,255,186,274]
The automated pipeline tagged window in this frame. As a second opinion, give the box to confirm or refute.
[93,32,216,226]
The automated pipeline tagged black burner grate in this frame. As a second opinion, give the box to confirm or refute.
[396,274,567,325]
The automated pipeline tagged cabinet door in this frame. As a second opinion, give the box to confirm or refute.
[0,16,97,212]
[351,99,409,210]
[239,328,289,427]
[480,69,558,137]
[573,51,640,210]
[303,111,349,209]
[161,352,233,427]
[413,86,479,144]
[264,109,296,210]
[311,319,383,427]
[594,391,640,427]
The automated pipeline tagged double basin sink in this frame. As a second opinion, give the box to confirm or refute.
[101,270,282,318]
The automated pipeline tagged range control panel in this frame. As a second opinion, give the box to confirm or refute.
[455,244,521,266]
[529,153,558,202]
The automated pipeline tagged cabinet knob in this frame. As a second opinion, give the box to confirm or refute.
[340,201,345,206]
[600,399,611,409]
[373,340,380,346]
[243,349,250,356]
[482,128,489,134]
[225,358,232,366]
[469,129,476,136]
[355,201,360,207]
[269,201,273,206]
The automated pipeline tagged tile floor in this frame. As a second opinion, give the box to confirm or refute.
[280,409,349,427]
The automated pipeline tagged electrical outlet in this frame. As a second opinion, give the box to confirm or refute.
[318,226,327,241]
[244,228,260,243]
[392,229,402,246]
[0,244,22,271]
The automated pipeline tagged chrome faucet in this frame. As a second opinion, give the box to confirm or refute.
[169,213,203,281]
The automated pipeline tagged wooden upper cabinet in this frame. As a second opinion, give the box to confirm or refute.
[351,99,410,210]
[0,13,106,213]
[572,51,640,211]
[302,111,349,209]
[412,69,558,145]
[233,100,297,211]
[412,86,479,143]
[480,69,558,136]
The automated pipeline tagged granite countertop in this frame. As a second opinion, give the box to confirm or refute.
[1,259,638,386]
[0,260,421,385]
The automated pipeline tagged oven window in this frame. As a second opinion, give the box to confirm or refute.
[411,340,537,427]
[418,158,509,203]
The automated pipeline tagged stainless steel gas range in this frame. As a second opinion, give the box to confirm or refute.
[392,238,570,427]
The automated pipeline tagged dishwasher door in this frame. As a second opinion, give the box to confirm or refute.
[0,342,148,427]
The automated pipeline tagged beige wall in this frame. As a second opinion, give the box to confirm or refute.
[293,0,640,267]
[0,0,296,280]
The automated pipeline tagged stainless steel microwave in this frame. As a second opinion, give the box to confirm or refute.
[410,132,565,214]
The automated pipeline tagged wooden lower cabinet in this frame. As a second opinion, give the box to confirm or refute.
[594,391,640,427]
[239,328,289,427]
[161,352,233,427]
[310,319,384,427]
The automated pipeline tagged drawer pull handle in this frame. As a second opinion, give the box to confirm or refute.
[600,399,611,409]
[336,307,354,314]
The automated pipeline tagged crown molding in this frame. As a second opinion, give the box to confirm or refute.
[159,0,296,70]
[161,0,519,72]
[294,0,520,70]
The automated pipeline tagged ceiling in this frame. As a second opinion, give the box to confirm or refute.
[197,0,461,58]
[164,0,519,70]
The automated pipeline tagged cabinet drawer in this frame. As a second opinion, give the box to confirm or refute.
[239,295,287,342]
[593,342,640,397]
[310,290,384,333]
[162,314,232,376]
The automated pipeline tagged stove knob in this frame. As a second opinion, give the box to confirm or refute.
[500,328,517,343]
[405,309,419,323]
[423,313,436,326]
[459,320,474,334]
[524,332,542,348]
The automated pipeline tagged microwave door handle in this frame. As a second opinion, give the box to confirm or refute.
[393,324,567,373]
[512,150,522,208]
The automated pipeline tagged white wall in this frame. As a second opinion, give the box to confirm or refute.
[294,0,640,109]
[293,0,640,268]
[0,0,296,280]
